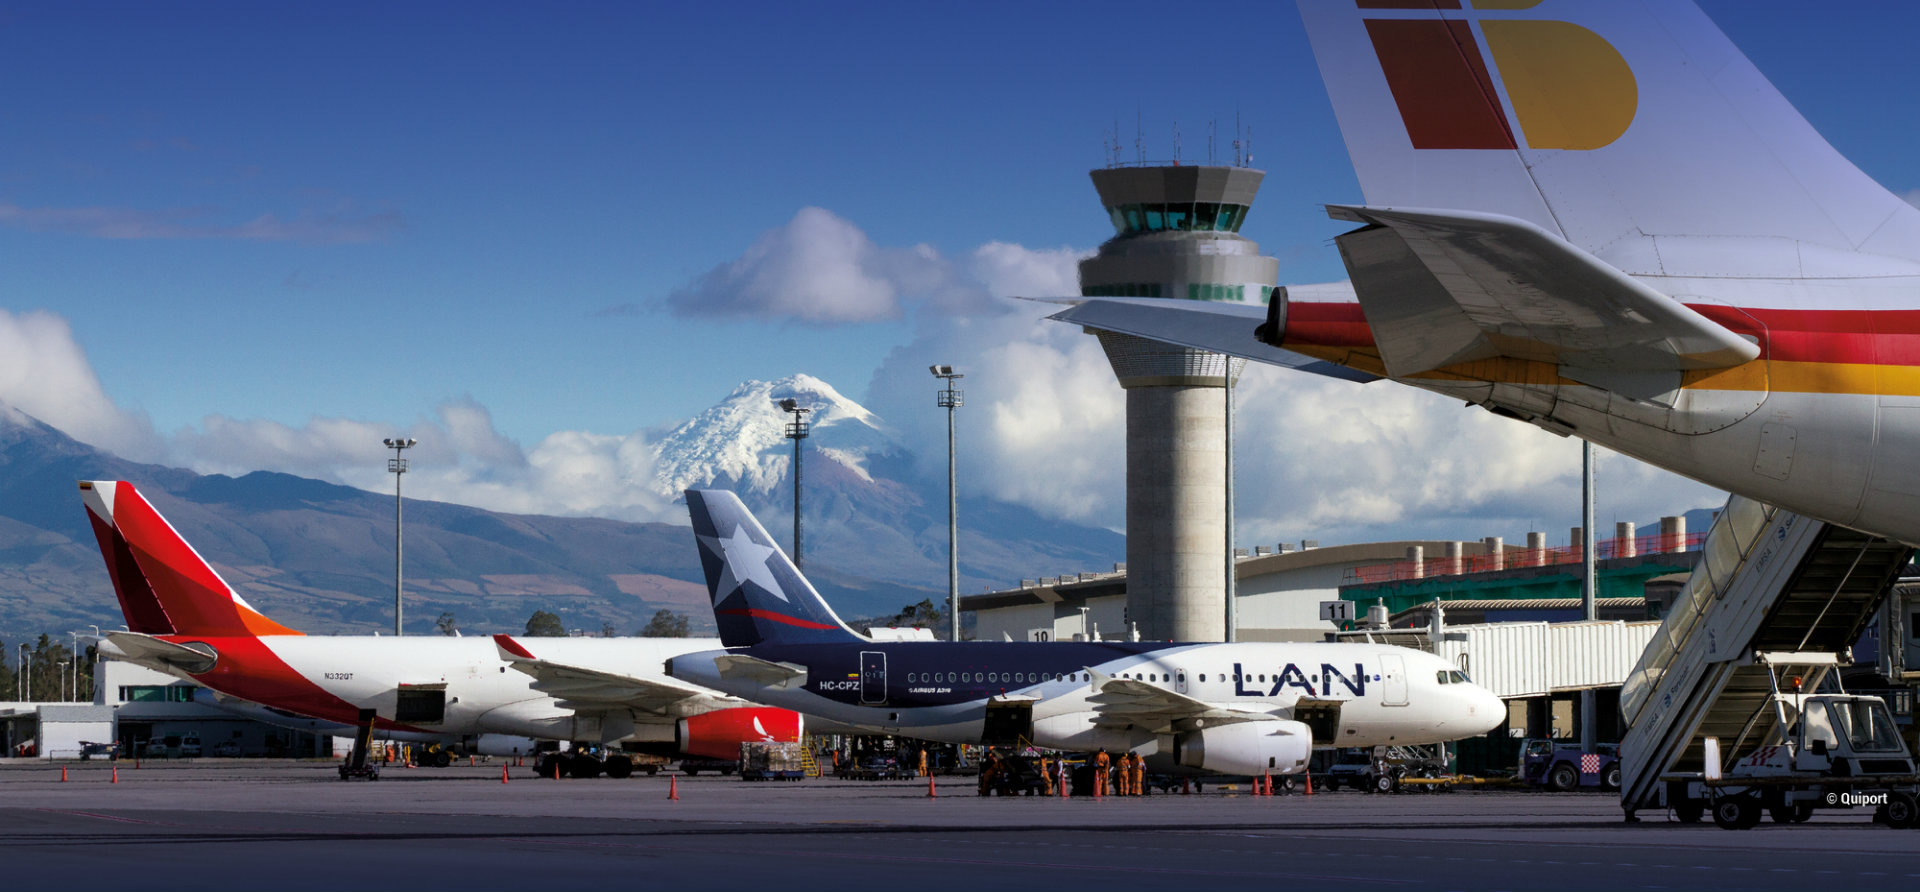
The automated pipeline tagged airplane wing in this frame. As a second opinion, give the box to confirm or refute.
[713,654,809,691]
[98,631,216,677]
[1329,205,1760,392]
[1045,298,1380,384]
[493,635,740,716]
[1086,667,1280,733]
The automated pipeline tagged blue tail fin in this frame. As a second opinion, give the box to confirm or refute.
[685,489,864,648]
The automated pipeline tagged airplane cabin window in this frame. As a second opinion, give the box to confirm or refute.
[1199,674,1207,682]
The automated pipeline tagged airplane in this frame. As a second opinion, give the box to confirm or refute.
[1047,0,1920,549]
[81,479,801,777]
[639,489,1503,777]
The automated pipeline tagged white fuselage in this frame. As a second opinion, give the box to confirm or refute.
[138,634,740,744]
[670,641,1503,756]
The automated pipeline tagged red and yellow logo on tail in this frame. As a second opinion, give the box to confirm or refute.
[1360,1,1636,151]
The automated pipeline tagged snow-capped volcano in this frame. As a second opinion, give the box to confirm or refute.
[651,374,902,498]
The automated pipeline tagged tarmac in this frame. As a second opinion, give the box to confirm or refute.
[6,760,1920,891]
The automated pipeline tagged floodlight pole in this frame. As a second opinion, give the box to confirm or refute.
[385,437,417,637]
[1581,438,1597,755]
[779,400,811,571]
[932,366,964,642]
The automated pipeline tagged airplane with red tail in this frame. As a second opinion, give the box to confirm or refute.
[82,479,800,777]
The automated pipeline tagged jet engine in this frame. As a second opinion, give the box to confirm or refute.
[1174,720,1312,776]
[675,707,803,760]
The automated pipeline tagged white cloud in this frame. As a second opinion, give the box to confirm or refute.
[174,399,677,524]
[0,309,163,460]
[664,207,1003,323]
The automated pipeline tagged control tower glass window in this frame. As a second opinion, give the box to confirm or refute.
[1104,203,1250,235]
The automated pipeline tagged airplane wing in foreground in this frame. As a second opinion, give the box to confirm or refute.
[1086,667,1281,733]
[1045,298,1380,384]
[494,635,740,715]
[1329,205,1760,393]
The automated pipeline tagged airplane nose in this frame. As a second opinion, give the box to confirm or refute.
[1469,686,1505,734]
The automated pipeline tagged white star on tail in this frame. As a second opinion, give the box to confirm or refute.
[698,524,787,604]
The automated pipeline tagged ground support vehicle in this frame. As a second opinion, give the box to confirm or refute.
[740,742,805,781]
[1659,652,1920,829]
[1519,739,1622,792]
[836,755,910,780]
[529,746,667,779]
[78,741,119,761]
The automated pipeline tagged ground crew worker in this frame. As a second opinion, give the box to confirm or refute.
[1093,748,1111,797]
[1121,752,1136,796]
[1036,755,1054,796]
[918,747,929,778]
[1130,751,1147,796]
[979,749,1001,796]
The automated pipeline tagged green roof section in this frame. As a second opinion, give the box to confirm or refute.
[1339,555,1696,617]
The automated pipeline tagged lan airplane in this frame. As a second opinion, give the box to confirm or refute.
[600,489,1501,778]
[1050,0,1920,548]
[82,480,800,775]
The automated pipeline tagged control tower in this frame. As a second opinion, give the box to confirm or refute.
[1078,165,1277,642]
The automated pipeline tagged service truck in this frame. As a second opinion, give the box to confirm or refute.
[1519,739,1621,791]
[1661,652,1920,829]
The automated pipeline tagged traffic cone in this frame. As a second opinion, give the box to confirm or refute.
[1304,773,1314,796]
[552,761,561,781]
[1262,772,1272,796]
[469,755,476,767]
[60,765,67,782]
[501,765,510,784]
[1058,767,1067,798]
[111,767,118,784]
[668,775,680,801]
[926,773,937,798]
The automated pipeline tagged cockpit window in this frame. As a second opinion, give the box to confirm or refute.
[1449,671,1469,684]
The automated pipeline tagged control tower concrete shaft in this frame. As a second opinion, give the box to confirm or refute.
[1079,165,1277,642]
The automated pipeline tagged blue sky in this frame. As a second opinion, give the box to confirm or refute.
[2,1,1916,546]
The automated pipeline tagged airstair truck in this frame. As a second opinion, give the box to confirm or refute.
[1665,652,1920,829]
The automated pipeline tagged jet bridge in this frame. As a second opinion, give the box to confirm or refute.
[1618,497,1911,816]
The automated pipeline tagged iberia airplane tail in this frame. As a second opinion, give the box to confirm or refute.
[1297,0,1920,274]
[79,481,302,638]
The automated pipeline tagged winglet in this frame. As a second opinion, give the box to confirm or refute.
[493,633,537,662]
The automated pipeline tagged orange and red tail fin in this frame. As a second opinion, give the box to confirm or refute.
[79,481,302,638]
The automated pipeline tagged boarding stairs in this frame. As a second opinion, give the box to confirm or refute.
[1618,496,1910,815]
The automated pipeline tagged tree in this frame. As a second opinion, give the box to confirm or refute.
[889,599,947,632]
[524,610,566,637]
[640,609,690,638]
[435,612,459,636]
